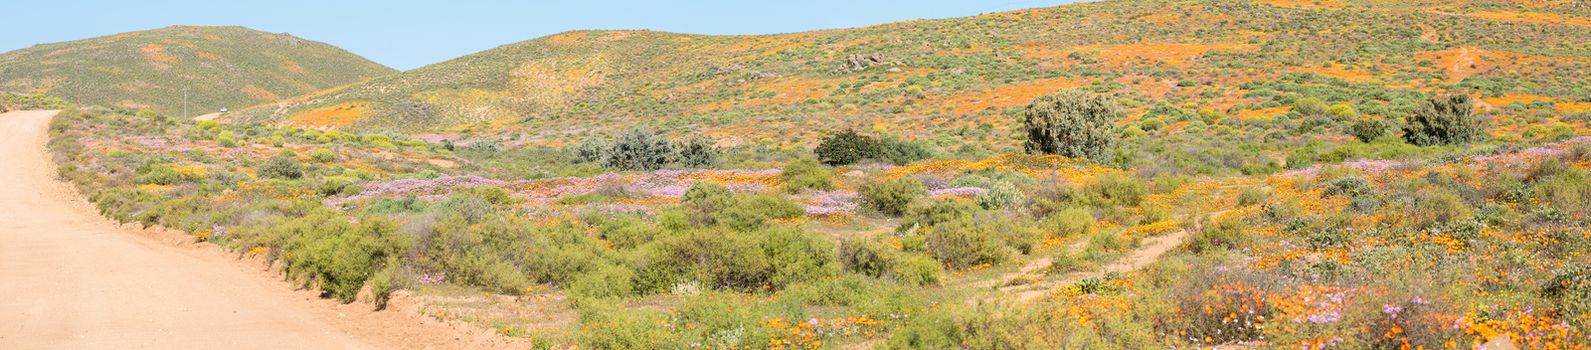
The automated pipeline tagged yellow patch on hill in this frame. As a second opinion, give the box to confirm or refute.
[1559,101,1591,113]
[1235,107,1290,121]
[1415,47,1544,83]
[241,85,279,101]
[1257,0,1343,9]
[1462,11,1591,27]
[1068,42,1253,67]
[140,44,176,64]
[285,102,371,129]
[114,100,151,110]
[195,51,221,60]
[1297,65,1375,82]
[944,77,1086,114]
[506,58,607,112]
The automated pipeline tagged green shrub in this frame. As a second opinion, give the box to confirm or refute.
[1326,104,1358,120]
[309,149,337,163]
[900,198,980,235]
[814,130,931,166]
[1047,207,1095,238]
[780,158,835,193]
[316,176,360,196]
[216,130,238,147]
[814,129,877,165]
[1021,89,1120,160]
[569,264,636,299]
[604,127,673,171]
[596,215,655,250]
[861,178,927,217]
[1348,118,1393,142]
[838,239,895,278]
[884,304,1032,349]
[1541,263,1591,330]
[423,217,536,294]
[258,155,304,179]
[276,214,411,303]
[1080,174,1146,207]
[875,137,932,165]
[976,180,1022,209]
[680,182,735,227]
[1536,169,1591,217]
[578,303,678,349]
[924,216,1008,269]
[758,226,839,288]
[1292,97,1327,116]
[1411,189,1472,227]
[571,138,608,164]
[671,137,719,168]
[1237,188,1273,206]
[362,134,396,148]
[136,163,182,185]
[893,255,944,286]
[1185,219,1250,253]
[634,229,771,293]
[1322,176,1373,198]
[715,194,803,231]
[1403,94,1482,146]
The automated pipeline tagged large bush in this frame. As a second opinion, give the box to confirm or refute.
[814,130,876,165]
[671,137,719,168]
[813,130,931,166]
[604,127,674,171]
[1348,117,1393,143]
[275,213,411,303]
[259,155,305,179]
[860,178,927,217]
[1020,89,1120,160]
[1402,94,1481,146]
[780,158,835,193]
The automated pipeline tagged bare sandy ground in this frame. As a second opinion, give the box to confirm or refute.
[0,110,525,349]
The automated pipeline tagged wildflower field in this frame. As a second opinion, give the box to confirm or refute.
[28,0,1591,348]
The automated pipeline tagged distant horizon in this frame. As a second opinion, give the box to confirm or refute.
[2,0,1082,71]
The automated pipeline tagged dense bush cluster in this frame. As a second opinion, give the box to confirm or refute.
[1021,89,1119,160]
[813,130,931,166]
[571,127,721,170]
[1402,95,1482,146]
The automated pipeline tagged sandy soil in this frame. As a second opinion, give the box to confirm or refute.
[0,110,525,349]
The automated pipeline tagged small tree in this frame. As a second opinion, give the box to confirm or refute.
[1348,117,1393,143]
[671,137,719,168]
[1403,94,1482,146]
[860,178,926,217]
[814,129,878,166]
[259,155,304,179]
[1021,90,1119,160]
[570,138,607,164]
[604,127,673,171]
[1292,97,1328,116]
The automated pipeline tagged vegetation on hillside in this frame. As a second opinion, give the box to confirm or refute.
[30,0,1591,348]
[0,26,393,116]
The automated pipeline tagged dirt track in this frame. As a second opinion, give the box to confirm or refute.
[0,110,520,349]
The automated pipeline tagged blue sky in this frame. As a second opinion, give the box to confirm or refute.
[3,0,1081,70]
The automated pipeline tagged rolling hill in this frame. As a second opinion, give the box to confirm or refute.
[236,0,1590,148]
[0,26,393,116]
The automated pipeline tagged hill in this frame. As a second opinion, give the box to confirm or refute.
[0,26,394,116]
[237,0,1590,147]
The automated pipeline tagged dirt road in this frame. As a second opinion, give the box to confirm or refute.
[0,110,518,349]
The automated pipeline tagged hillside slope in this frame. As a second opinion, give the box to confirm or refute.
[0,26,394,116]
[237,0,1590,146]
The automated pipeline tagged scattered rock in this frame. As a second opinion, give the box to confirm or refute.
[1480,334,1517,350]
